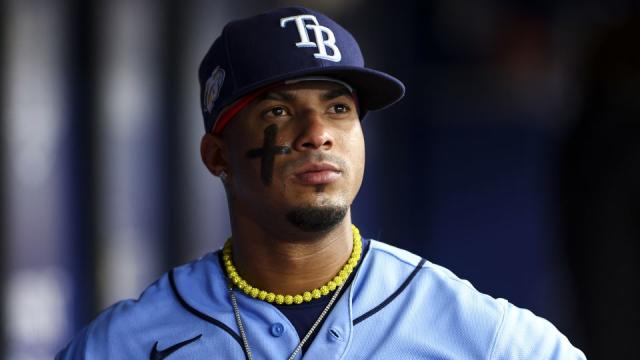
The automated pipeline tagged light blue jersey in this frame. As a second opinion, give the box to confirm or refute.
[58,240,586,359]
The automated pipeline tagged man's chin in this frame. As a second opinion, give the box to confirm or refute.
[285,205,348,233]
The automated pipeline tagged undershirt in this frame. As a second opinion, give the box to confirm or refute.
[274,238,370,355]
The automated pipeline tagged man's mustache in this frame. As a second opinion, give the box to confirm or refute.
[282,153,349,175]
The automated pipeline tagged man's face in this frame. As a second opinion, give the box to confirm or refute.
[221,81,365,233]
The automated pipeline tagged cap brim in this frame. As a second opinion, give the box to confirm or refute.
[309,67,406,111]
[217,66,405,115]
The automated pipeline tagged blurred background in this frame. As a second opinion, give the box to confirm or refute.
[2,0,639,359]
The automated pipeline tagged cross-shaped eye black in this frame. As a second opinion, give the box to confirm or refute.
[246,124,292,185]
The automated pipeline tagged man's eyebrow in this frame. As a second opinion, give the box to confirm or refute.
[256,91,296,102]
[256,87,353,102]
[321,87,353,101]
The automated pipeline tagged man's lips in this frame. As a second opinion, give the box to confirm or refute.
[292,163,342,185]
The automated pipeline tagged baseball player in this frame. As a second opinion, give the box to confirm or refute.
[58,7,586,359]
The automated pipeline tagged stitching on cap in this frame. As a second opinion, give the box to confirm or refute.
[291,6,308,14]
[222,23,238,90]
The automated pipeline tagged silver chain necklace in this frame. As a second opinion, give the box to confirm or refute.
[228,280,346,360]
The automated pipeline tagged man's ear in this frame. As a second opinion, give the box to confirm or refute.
[200,133,228,178]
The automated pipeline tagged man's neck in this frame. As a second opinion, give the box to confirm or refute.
[228,215,354,296]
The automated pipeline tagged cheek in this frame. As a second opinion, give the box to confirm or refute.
[227,142,261,189]
[353,142,365,186]
[350,124,366,161]
[341,127,366,182]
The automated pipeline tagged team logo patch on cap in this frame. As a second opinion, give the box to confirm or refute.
[204,66,225,113]
[280,15,341,62]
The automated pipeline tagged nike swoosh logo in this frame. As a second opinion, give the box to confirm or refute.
[149,334,202,360]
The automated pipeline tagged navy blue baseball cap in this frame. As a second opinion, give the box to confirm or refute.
[198,6,405,134]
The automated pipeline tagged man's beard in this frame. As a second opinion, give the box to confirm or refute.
[286,205,348,232]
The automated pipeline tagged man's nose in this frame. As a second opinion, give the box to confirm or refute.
[292,110,333,151]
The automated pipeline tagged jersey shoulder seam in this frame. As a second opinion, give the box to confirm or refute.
[353,257,426,326]
[368,240,477,291]
[368,239,427,268]
[487,299,508,360]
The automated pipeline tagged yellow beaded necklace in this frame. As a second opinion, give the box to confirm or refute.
[222,224,362,305]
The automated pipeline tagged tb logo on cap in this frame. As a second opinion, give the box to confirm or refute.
[280,15,342,62]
